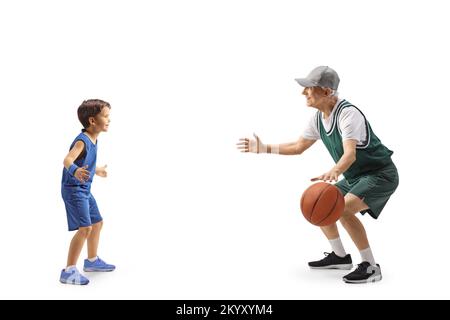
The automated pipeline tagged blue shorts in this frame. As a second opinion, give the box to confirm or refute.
[62,186,103,231]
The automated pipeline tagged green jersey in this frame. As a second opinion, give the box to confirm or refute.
[317,99,393,183]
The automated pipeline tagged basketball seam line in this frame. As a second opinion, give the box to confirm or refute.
[309,184,333,223]
[316,188,340,225]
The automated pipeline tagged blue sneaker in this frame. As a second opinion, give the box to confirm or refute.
[83,257,116,272]
[60,268,89,285]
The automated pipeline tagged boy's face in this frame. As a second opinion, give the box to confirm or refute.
[91,107,111,132]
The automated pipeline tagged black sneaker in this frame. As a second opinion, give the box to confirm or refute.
[343,262,382,284]
[308,252,353,270]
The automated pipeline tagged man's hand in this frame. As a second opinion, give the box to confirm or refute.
[74,165,90,183]
[236,133,267,153]
[95,165,108,178]
[311,168,340,182]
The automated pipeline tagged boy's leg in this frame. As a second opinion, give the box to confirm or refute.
[87,221,103,259]
[67,226,92,268]
[82,193,114,271]
[84,220,115,272]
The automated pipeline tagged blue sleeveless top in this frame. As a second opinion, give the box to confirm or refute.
[61,132,97,188]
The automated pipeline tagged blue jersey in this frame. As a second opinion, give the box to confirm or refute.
[62,132,97,188]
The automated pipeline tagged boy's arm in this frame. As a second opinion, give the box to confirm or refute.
[95,165,108,178]
[311,139,357,182]
[63,140,90,183]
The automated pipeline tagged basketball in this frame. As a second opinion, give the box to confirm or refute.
[300,182,345,226]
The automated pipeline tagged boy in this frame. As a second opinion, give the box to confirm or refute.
[60,99,115,285]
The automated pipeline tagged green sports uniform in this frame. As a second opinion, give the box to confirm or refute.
[317,100,399,218]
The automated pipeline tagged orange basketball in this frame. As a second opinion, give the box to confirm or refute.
[300,182,345,226]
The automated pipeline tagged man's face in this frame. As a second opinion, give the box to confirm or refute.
[302,87,327,107]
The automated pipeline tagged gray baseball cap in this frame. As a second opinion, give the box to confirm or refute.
[295,66,340,90]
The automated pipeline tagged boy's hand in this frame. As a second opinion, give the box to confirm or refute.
[74,165,90,183]
[237,133,267,153]
[95,165,108,178]
[311,168,340,183]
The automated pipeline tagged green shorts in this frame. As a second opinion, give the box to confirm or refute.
[335,162,399,219]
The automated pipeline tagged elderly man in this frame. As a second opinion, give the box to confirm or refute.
[237,66,399,283]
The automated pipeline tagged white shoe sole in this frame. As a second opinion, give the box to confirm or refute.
[309,264,353,270]
[343,274,382,284]
[83,268,115,272]
[60,279,89,285]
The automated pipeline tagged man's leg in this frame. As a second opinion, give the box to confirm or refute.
[339,193,370,251]
[339,193,381,283]
[320,224,347,258]
[308,223,352,269]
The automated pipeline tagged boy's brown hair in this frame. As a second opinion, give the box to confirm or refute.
[77,99,111,131]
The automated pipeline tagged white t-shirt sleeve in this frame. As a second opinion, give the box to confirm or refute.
[302,113,320,140]
[338,107,367,144]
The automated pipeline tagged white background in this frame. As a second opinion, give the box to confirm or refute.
[0,0,448,299]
